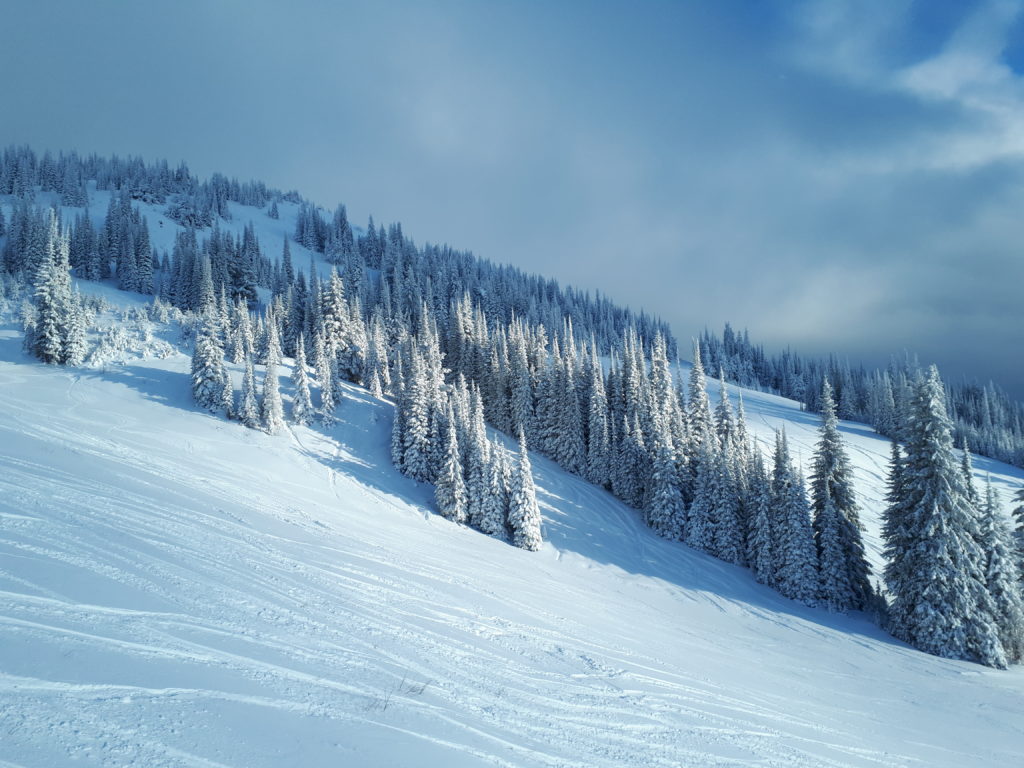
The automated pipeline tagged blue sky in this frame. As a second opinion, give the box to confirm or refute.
[2,0,1023,394]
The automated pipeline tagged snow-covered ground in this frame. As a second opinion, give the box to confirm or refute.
[2,190,1024,766]
[1,302,1023,767]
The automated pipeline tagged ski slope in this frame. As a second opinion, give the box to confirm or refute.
[1,301,1024,767]
[2,189,1024,766]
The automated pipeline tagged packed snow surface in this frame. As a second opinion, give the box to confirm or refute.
[1,192,1024,766]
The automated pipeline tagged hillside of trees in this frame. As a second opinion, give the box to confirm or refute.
[1,144,1022,668]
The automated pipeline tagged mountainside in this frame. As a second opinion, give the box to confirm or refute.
[2,179,1024,767]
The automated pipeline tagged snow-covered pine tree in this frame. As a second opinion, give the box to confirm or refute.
[219,364,235,419]
[980,478,1024,664]
[810,378,872,610]
[816,488,854,611]
[264,306,282,367]
[881,441,910,626]
[313,332,336,417]
[136,223,154,295]
[885,367,1006,667]
[713,373,735,448]
[585,350,611,488]
[401,349,434,483]
[291,334,314,426]
[685,443,717,555]
[239,356,261,429]
[552,351,585,475]
[684,341,715,504]
[712,447,745,566]
[30,213,71,365]
[509,429,543,551]
[390,355,407,470]
[961,437,980,508]
[479,439,511,538]
[746,451,775,586]
[646,413,685,540]
[533,345,560,458]
[194,255,216,316]
[507,329,535,440]
[191,318,230,413]
[261,360,285,434]
[236,299,255,363]
[465,390,490,530]
[772,431,819,606]
[435,401,469,524]
[431,379,458,480]
[612,413,646,509]
[688,342,715,449]
[61,289,88,366]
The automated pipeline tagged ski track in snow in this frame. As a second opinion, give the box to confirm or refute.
[1,193,1023,767]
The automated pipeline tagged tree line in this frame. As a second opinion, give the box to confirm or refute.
[699,323,1024,469]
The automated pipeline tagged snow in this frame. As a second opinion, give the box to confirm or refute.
[2,193,1024,766]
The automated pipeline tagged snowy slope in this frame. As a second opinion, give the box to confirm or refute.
[2,191,1024,766]
[2,304,1024,767]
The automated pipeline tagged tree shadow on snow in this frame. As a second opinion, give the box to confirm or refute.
[526,447,903,652]
[67,350,910,657]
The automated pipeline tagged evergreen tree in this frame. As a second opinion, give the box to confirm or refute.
[509,430,543,551]
[136,224,154,295]
[772,432,819,606]
[980,478,1024,663]
[313,332,336,417]
[586,352,611,488]
[685,443,717,555]
[685,342,714,502]
[191,318,229,413]
[688,342,715,448]
[746,452,775,586]
[646,414,684,539]
[612,414,646,509]
[239,356,261,429]
[401,350,434,483]
[465,392,490,530]
[435,401,469,524]
[714,373,735,448]
[552,354,586,474]
[885,367,1006,667]
[881,441,911,626]
[261,360,285,434]
[391,357,407,470]
[291,334,314,426]
[960,437,980,508]
[219,368,235,419]
[816,489,854,610]
[509,342,535,442]
[30,214,72,365]
[810,378,872,610]
[479,440,511,538]
[712,448,745,566]
[61,290,88,366]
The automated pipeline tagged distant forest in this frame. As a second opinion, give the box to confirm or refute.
[698,324,1024,469]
